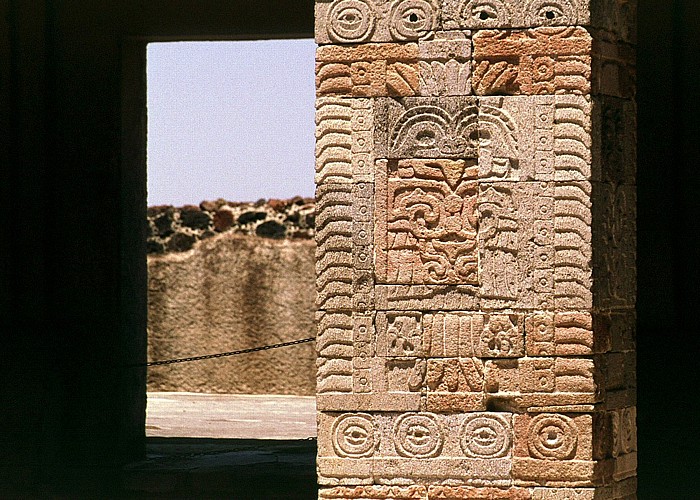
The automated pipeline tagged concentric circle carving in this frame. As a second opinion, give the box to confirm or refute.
[528,414,578,460]
[328,0,376,43]
[332,413,377,458]
[393,413,443,458]
[460,414,512,458]
[389,0,437,41]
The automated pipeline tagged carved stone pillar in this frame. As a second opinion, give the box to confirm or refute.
[314,1,637,498]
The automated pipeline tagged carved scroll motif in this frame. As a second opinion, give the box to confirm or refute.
[381,158,479,285]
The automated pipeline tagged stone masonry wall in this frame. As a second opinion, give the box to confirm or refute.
[147,198,317,396]
[314,1,637,498]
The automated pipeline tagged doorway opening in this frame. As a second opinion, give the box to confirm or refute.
[144,39,317,440]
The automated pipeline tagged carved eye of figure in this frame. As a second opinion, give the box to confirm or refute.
[473,426,498,447]
[406,423,431,446]
[525,0,574,25]
[473,4,498,21]
[389,0,437,41]
[538,5,564,21]
[461,0,510,27]
[540,426,565,449]
[344,425,369,445]
[327,0,376,43]
[416,130,437,147]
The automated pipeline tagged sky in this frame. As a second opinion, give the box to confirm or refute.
[146,39,317,206]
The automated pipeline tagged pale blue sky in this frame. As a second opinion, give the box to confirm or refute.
[146,39,317,206]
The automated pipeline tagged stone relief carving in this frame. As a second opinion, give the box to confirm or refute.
[379,158,479,285]
[460,413,512,459]
[443,0,586,30]
[315,0,637,494]
[316,0,440,45]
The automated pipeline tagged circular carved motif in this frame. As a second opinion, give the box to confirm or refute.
[528,414,578,460]
[328,0,376,43]
[389,0,437,41]
[332,413,377,458]
[460,414,512,458]
[393,413,443,458]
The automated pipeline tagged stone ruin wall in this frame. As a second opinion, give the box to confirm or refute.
[314,0,637,498]
[147,198,318,395]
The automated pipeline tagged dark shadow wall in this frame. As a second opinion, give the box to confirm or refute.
[0,0,698,496]
[637,0,700,496]
[0,0,314,493]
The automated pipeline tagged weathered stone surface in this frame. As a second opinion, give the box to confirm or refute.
[443,0,637,42]
[315,0,440,45]
[513,413,596,486]
[314,0,637,493]
[147,233,316,395]
[320,485,428,499]
[375,96,606,182]
[316,43,420,97]
[473,28,592,96]
[591,183,636,311]
[318,412,514,486]
[473,27,634,98]
[591,96,636,184]
[418,31,473,96]
[316,97,375,184]
[375,158,480,285]
[484,357,600,411]
[428,485,531,499]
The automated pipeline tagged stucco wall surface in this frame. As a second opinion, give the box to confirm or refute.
[147,230,316,396]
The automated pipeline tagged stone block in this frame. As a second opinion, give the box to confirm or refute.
[425,358,486,412]
[473,27,592,96]
[591,183,636,311]
[375,284,480,311]
[479,95,594,182]
[375,158,480,285]
[315,0,440,45]
[472,27,635,98]
[513,413,597,486]
[375,97,479,159]
[316,43,420,97]
[316,180,378,313]
[591,34,636,98]
[316,183,355,311]
[591,96,636,185]
[418,31,473,96]
[526,312,606,356]
[427,486,531,499]
[484,357,600,411]
[320,485,428,499]
[316,97,376,184]
[423,312,527,360]
[443,0,593,31]
[443,0,636,43]
[376,96,598,182]
[477,181,593,311]
[319,412,516,485]
[531,476,638,499]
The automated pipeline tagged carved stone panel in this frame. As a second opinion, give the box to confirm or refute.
[318,412,515,486]
[315,0,441,45]
[375,158,479,285]
[315,0,637,495]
